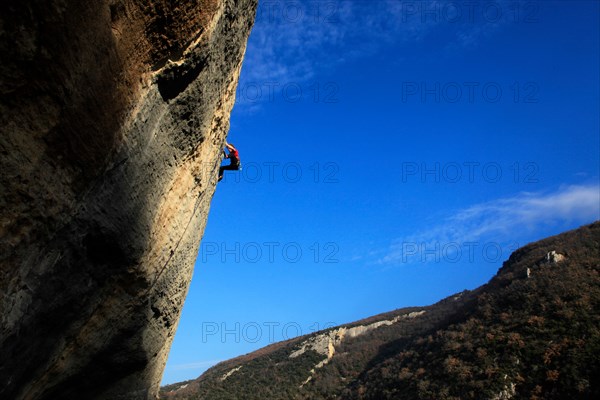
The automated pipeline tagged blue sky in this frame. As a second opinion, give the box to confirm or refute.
[162,0,599,384]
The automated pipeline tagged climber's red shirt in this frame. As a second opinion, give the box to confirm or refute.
[228,149,240,166]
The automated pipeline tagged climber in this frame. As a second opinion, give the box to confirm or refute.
[218,142,241,182]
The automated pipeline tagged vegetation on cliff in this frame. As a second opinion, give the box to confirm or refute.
[161,222,600,399]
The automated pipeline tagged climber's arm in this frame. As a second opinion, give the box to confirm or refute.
[225,143,236,152]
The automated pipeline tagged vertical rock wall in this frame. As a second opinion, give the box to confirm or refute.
[0,0,257,398]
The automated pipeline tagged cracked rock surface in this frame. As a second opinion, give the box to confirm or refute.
[0,1,256,398]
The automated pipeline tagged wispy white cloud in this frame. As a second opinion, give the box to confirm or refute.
[237,0,514,111]
[378,184,600,265]
[241,0,429,82]
[449,184,600,235]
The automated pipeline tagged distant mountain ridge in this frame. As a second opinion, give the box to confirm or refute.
[161,222,600,399]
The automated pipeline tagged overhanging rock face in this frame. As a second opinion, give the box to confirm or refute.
[0,1,257,398]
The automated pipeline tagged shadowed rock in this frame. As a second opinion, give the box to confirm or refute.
[0,0,257,398]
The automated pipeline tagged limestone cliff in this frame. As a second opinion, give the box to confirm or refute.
[0,0,257,399]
